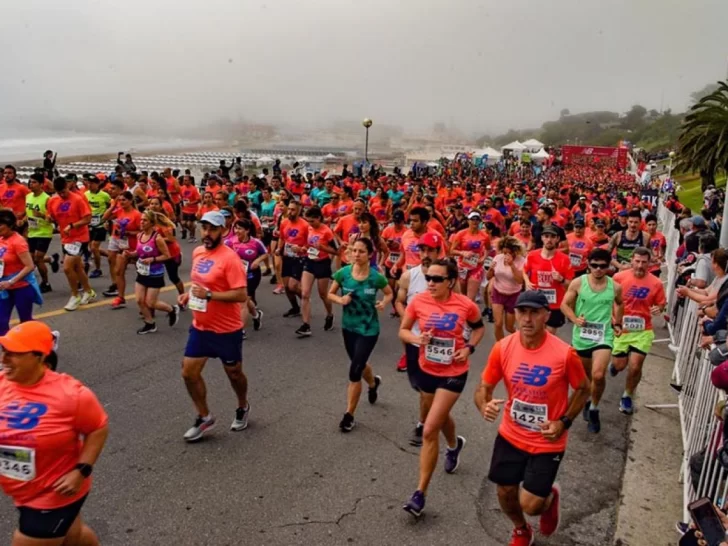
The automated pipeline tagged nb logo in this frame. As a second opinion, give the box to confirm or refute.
[626,286,650,299]
[467,241,482,250]
[423,313,458,331]
[288,229,299,237]
[59,202,71,213]
[512,364,552,387]
[572,242,586,249]
[195,259,215,274]
[0,402,47,430]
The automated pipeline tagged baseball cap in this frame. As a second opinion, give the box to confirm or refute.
[467,211,481,220]
[200,211,226,227]
[579,195,587,201]
[542,225,559,236]
[692,215,706,227]
[417,232,442,249]
[392,210,405,222]
[618,210,628,217]
[0,321,55,356]
[574,218,586,228]
[219,209,232,218]
[595,219,606,228]
[515,291,550,310]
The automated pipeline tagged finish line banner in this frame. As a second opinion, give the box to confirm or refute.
[562,145,628,169]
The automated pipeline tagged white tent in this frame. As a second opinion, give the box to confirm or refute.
[501,141,527,151]
[482,146,503,159]
[522,138,544,151]
[531,148,550,163]
[256,156,274,163]
[323,153,338,160]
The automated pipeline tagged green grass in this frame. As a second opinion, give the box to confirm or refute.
[676,172,726,213]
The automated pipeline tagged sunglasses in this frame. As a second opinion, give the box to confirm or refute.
[589,262,610,270]
[424,274,447,283]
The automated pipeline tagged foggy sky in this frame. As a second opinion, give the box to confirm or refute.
[1,0,727,136]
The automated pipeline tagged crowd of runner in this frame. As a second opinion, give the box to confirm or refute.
[0,153,681,545]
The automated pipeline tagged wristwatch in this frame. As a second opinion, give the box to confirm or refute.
[559,416,573,430]
[75,463,93,478]
[466,344,475,355]
[205,290,213,301]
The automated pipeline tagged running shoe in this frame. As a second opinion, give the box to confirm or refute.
[181,231,187,240]
[183,415,216,442]
[339,412,355,432]
[253,309,263,331]
[262,268,271,277]
[50,253,60,273]
[608,362,619,377]
[283,307,301,318]
[295,323,312,337]
[80,290,96,305]
[508,524,534,546]
[368,375,381,404]
[582,400,591,421]
[539,484,560,536]
[619,395,634,415]
[64,295,81,312]
[403,490,425,518]
[396,353,407,372]
[231,404,250,431]
[188,237,197,243]
[137,322,157,335]
[242,330,247,340]
[485,308,494,323]
[588,409,601,433]
[273,285,285,295]
[324,314,334,331]
[102,285,119,297]
[675,521,689,535]
[168,305,180,327]
[409,423,423,447]
[89,269,103,279]
[39,282,52,294]
[111,297,126,310]
[444,435,466,474]
[269,274,278,285]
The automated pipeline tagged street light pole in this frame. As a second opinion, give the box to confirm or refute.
[667,150,675,181]
[362,118,373,162]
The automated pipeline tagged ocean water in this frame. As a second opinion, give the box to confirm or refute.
[0,129,221,163]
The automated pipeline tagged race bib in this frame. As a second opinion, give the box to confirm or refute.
[510,398,548,432]
[284,243,296,257]
[623,315,645,331]
[136,261,150,276]
[569,253,582,268]
[90,215,101,227]
[241,260,250,274]
[27,217,39,229]
[182,200,190,206]
[63,242,82,256]
[483,256,493,270]
[458,267,468,280]
[388,252,400,264]
[537,271,553,287]
[116,237,129,250]
[464,254,479,268]
[0,445,35,482]
[307,247,320,260]
[261,218,272,230]
[0,260,5,278]
[188,292,208,312]
[425,337,455,365]
[540,289,557,304]
[580,321,605,343]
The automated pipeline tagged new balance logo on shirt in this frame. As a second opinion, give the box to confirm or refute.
[512,364,552,387]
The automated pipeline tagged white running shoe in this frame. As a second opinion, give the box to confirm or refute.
[64,295,81,311]
[184,415,216,442]
[80,290,96,305]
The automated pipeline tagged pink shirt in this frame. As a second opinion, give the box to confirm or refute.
[491,254,525,295]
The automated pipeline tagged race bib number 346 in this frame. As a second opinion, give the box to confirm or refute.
[0,445,35,481]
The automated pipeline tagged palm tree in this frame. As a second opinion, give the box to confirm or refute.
[677,80,728,190]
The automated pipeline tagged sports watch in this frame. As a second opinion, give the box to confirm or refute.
[559,416,573,430]
[75,463,93,478]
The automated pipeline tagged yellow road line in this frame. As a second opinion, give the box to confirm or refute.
[10,282,191,324]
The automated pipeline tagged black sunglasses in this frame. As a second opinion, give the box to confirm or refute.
[589,262,610,270]
[424,274,447,283]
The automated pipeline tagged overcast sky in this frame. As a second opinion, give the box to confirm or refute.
[1,0,726,136]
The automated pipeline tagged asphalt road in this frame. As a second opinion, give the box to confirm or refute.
[0,239,633,546]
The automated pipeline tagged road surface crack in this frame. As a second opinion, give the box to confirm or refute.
[273,495,394,529]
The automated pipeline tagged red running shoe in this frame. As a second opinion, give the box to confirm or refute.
[508,524,534,546]
[539,483,561,536]
[396,353,407,372]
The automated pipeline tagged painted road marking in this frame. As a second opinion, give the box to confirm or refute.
[10,282,191,324]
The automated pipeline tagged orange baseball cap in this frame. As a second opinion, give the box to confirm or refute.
[0,321,54,355]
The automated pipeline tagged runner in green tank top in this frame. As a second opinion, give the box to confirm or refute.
[561,248,624,434]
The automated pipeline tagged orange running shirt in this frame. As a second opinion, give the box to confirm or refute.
[47,192,92,244]
[280,217,309,258]
[306,224,335,261]
[381,224,407,267]
[451,229,491,270]
[0,182,30,218]
[649,232,667,273]
[406,292,480,377]
[566,233,595,272]
[190,244,247,333]
[483,332,586,454]
[524,250,574,309]
[0,233,29,288]
[0,370,108,508]
[181,186,201,215]
[110,208,142,249]
[613,269,666,331]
